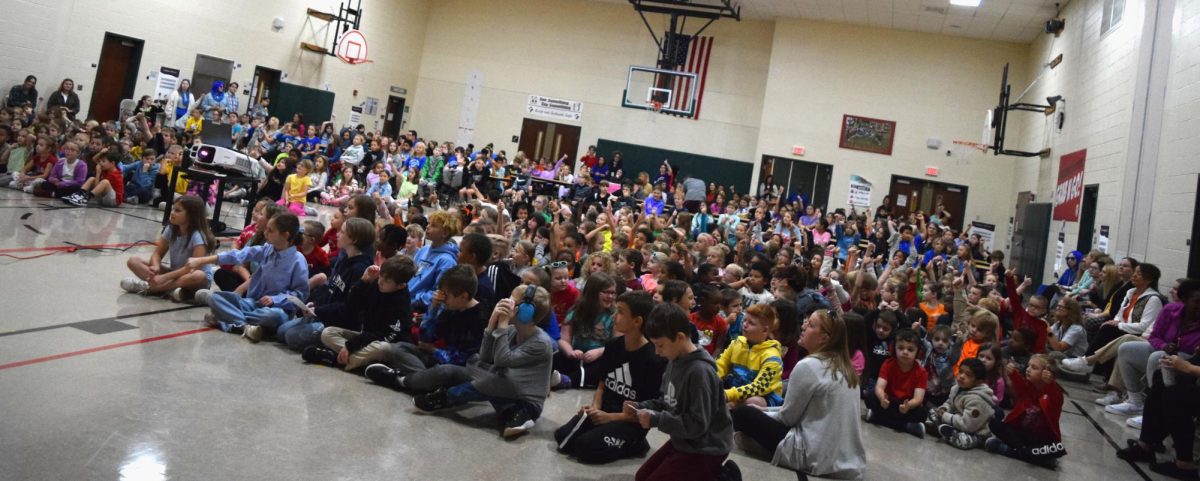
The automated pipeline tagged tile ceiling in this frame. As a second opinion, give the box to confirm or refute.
[600,0,1064,43]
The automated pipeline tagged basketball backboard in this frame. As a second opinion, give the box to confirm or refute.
[622,65,698,117]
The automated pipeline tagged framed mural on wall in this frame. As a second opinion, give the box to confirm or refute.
[839,114,896,155]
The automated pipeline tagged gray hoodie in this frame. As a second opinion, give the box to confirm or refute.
[937,383,996,436]
[638,347,733,455]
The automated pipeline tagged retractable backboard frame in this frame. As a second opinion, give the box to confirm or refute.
[622,65,698,117]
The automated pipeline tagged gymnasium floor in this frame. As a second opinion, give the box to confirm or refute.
[0,192,1171,481]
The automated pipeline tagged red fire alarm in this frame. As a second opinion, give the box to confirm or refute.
[792,145,805,156]
[925,166,939,177]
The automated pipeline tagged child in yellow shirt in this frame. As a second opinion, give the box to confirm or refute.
[279,159,313,216]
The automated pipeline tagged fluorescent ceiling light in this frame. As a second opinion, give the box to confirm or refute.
[950,0,982,7]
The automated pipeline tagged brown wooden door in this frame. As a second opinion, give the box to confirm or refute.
[888,175,969,231]
[518,118,581,169]
[88,33,143,122]
[932,184,966,232]
[382,96,405,140]
[889,176,922,219]
[251,66,281,107]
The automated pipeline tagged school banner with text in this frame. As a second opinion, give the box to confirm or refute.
[1053,149,1087,221]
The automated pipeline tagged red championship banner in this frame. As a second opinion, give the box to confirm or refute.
[1052,149,1087,221]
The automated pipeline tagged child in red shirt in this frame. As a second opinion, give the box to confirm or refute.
[301,220,330,277]
[1006,271,1050,353]
[985,354,1065,468]
[549,263,579,327]
[865,329,928,438]
[689,284,728,356]
[63,150,124,207]
[322,208,344,259]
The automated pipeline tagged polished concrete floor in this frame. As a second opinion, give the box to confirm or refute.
[0,192,1172,481]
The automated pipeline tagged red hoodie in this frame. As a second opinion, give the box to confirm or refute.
[1006,275,1049,353]
[1003,370,1063,442]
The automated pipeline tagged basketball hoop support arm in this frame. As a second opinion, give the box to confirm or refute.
[629,0,740,70]
[992,63,1056,158]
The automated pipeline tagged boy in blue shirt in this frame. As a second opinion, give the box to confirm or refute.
[121,148,159,204]
[187,213,309,336]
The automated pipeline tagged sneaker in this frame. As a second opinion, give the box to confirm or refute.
[414,388,450,412]
[120,277,150,293]
[167,288,188,303]
[226,324,244,335]
[1149,461,1200,481]
[940,425,981,449]
[501,409,535,438]
[718,459,742,481]
[1094,391,1123,406]
[203,313,220,328]
[125,195,139,205]
[193,289,213,306]
[1060,356,1090,374]
[937,424,956,440]
[984,436,1009,455]
[364,363,405,391]
[550,370,573,390]
[63,192,87,206]
[862,408,873,422]
[1116,442,1157,463]
[302,346,338,366]
[905,422,926,439]
[1105,401,1144,416]
[243,325,263,343]
[1127,415,1143,429]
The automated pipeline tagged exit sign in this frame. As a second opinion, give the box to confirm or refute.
[792,145,805,156]
[925,166,939,177]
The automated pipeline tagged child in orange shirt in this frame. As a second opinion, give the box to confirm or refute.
[920,285,947,331]
[954,310,999,375]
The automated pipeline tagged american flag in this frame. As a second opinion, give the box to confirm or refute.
[669,35,713,120]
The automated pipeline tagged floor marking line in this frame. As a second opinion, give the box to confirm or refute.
[1070,400,1153,481]
[0,241,156,254]
[0,305,203,338]
[0,327,214,371]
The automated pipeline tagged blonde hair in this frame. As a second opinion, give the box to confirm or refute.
[969,310,999,342]
[808,309,860,389]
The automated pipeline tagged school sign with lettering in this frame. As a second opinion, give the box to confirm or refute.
[1052,149,1086,222]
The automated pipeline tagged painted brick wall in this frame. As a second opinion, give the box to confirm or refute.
[1148,0,1200,283]
[0,0,430,128]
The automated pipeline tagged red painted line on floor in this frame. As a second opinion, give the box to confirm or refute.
[0,242,153,254]
[0,327,214,371]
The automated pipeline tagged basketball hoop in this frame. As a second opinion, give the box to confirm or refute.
[645,100,663,123]
[336,29,369,64]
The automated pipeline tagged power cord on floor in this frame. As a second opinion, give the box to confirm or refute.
[0,240,157,262]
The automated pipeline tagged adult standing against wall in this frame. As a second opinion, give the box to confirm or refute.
[225,82,240,115]
[730,309,867,479]
[164,79,195,126]
[6,75,38,109]
[45,78,80,120]
[199,80,228,122]
[682,173,705,214]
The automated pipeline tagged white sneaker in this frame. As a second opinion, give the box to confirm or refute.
[193,289,213,306]
[243,325,263,343]
[23,185,34,193]
[1061,357,1090,374]
[1105,401,1144,416]
[120,277,150,293]
[168,288,185,302]
[1094,391,1122,406]
[1126,416,1142,429]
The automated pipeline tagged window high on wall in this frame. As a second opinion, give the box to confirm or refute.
[1101,0,1126,36]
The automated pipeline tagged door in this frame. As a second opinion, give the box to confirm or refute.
[382,96,406,140]
[1190,176,1200,278]
[190,54,234,100]
[250,66,281,110]
[759,156,832,210]
[1077,184,1099,253]
[518,118,581,169]
[887,175,970,231]
[1012,203,1053,287]
[88,33,143,122]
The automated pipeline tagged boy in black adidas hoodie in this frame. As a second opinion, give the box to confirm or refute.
[626,303,736,481]
[303,256,416,371]
[556,291,666,464]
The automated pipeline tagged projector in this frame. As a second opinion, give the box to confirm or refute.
[190,144,256,177]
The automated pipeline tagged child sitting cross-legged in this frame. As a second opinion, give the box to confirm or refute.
[929,357,996,450]
[301,256,416,370]
[363,265,488,392]
[864,329,928,438]
[715,303,784,409]
[61,150,123,207]
[555,291,666,463]
[984,354,1067,468]
[409,285,555,439]
[625,303,737,481]
[187,212,309,336]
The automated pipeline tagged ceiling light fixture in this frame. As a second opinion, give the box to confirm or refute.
[950,0,982,7]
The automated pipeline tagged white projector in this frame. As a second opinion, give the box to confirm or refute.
[190,144,256,177]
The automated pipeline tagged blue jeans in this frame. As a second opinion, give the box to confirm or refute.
[447,383,541,421]
[277,319,324,352]
[208,291,288,332]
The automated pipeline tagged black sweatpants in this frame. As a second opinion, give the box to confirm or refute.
[730,404,788,457]
[863,395,927,430]
[1140,371,1198,462]
[987,418,1066,463]
[552,351,605,388]
[555,412,650,464]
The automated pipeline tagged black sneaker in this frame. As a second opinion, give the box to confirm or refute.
[414,388,450,412]
[717,459,742,481]
[364,363,405,391]
[984,436,1009,455]
[501,408,535,438]
[302,346,338,366]
[904,422,925,439]
[226,324,244,335]
[1116,442,1157,463]
[1150,461,1200,481]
